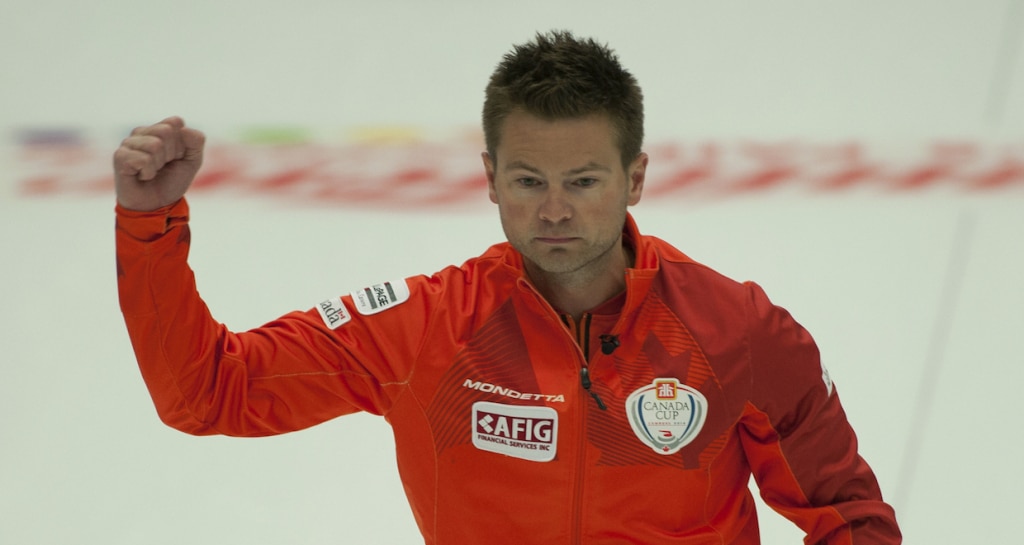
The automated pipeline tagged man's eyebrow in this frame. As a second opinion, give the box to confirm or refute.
[564,162,612,176]
[503,160,544,175]
[503,160,613,176]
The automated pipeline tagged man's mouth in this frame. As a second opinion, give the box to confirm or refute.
[535,236,577,244]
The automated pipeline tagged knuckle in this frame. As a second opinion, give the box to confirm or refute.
[126,135,164,156]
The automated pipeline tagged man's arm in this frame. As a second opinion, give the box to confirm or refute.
[739,283,902,544]
[113,118,398,436]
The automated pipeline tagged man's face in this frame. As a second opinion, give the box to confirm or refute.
[483,110,646,278]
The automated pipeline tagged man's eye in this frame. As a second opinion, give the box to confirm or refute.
[517,177,541,187]
[575,178,598,187]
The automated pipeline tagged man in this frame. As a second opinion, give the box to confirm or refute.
[114,31,901,544]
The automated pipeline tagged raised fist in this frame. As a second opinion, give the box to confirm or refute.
[113,116,206,211]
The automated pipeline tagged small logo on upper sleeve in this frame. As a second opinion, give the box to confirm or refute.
[316,296,351,330]
[351,279,410,315]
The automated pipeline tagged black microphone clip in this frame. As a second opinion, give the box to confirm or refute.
[599,334,620,355]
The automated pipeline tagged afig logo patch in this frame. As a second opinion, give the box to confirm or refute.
[471,402,557,462]
[625,378,707,455]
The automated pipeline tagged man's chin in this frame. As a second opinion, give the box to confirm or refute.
[524,254,586,276]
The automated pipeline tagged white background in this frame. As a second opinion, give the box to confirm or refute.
[2,1,1022,543]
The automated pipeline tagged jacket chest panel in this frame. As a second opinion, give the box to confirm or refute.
[421,300,579,459]
[582,295,739,470]
[416,295,738,472]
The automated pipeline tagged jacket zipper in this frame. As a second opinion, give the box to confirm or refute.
[571,315,589,545]
[520,280,606,544]
[571,405,587,545]
[564,312,611,544]
[577,313,608,410]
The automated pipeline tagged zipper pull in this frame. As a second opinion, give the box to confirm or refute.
[580,367,608,410]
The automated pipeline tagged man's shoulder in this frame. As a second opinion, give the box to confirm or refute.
[643,235,758,316]
[416,241,518,291]
[646,236,745,291]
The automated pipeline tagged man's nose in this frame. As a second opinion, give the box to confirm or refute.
[538,188,572,223]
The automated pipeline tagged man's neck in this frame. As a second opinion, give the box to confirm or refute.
[525,243,633,322]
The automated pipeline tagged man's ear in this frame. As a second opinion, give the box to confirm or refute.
[627,152,648,206]
[483,152,498,204]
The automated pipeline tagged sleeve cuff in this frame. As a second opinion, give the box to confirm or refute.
[115,198,190,242]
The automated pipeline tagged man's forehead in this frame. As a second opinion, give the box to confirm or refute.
[494,113,621,168]
[501,159,614,176]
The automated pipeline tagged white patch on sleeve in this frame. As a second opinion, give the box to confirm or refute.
[351,279,411,316]
[821,363,834,396]
[316,296,352,330]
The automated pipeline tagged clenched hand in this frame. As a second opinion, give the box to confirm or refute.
[113,116,205,211]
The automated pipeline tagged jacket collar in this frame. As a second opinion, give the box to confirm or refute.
[621,212,660,315]
[624,212,659,274]
[495,212,662,315]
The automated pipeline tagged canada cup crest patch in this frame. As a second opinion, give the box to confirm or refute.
[625,378,708,455]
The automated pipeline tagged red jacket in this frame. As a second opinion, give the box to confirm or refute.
[116,198,901,544]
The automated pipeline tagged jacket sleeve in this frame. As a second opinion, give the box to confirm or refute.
[115,198,421,437]
[737,282,902,544]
